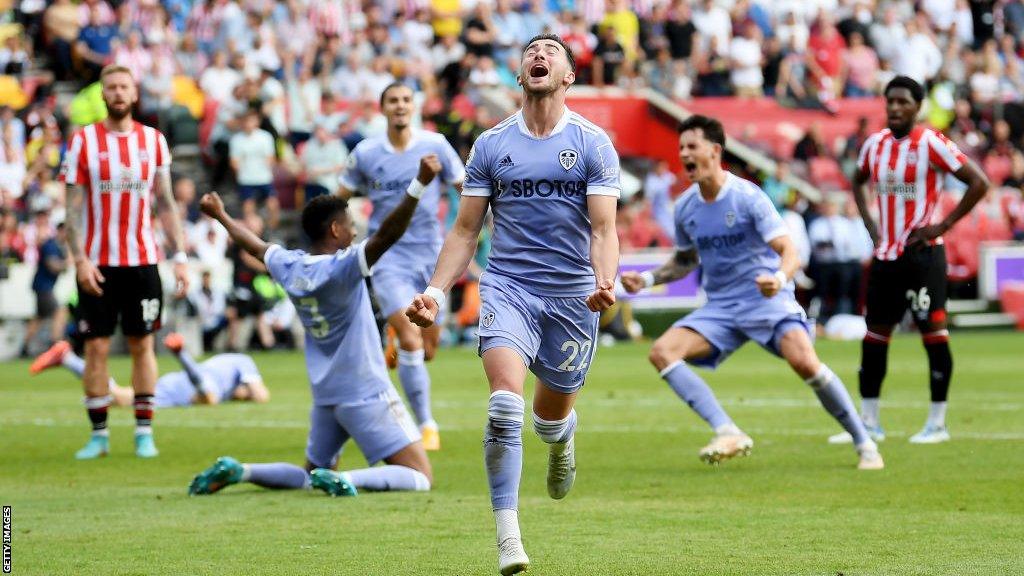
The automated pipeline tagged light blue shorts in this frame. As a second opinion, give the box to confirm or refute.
[305,386,421,468]
[371,264,446,325]
[477,273,600,394]
[674,294,812,369]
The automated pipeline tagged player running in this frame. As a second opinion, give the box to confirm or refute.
[406,34,620,575]
[834,76,990,445]
[189,156,440,498]
[339,82,465,451]
[30,335,269,407]
[621,115,884,471]
[60,64,189,459]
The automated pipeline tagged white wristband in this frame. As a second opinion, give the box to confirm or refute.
[774,270,788,285]
[423,286,446,308]
[406,179,426,199]
[640,271,655,289]
[173,251,188,265]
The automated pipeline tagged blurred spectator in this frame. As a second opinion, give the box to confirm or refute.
[230,108,279,229]
[729,21,764,98]
[23,222,67,356]
[808,193,864,322]
[593,25,626,87]
[893,18,942,85]
[75,3,119,81]
[225,212,268,352]
[793,122,827,162]
[190,269,228,353]
[843,31,878,97]
[44,0,81,80]
[200,51,242,104]
[300,122,348,199]
[644,159,677,241]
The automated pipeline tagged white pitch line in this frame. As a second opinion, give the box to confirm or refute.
[433,398,1024,412]
[3,418,1023,441]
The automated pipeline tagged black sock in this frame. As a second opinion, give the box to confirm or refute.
[923,335,953,403]
[85,396,110,433]
[859,335,890,400]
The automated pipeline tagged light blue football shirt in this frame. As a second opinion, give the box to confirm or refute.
[154,353,263,407]
[463,107,621,297]
[340,130,465,268]
[674,173,791,302]
[264,242,391,405]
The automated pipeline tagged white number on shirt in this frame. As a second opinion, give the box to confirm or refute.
[557,339,593,372]
[299,297,330,339]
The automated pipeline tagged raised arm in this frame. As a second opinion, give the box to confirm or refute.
[621,248,699,294]
[154,168,190,297]
[199,192,270,262]
[586,194,618,312]
[364,154,440,267]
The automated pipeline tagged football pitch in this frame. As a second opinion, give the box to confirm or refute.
[2,332,1023,575]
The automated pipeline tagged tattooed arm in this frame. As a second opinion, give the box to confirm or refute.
[154,169,189,297]
[65,182,105,296]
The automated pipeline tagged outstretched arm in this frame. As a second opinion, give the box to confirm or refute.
[620,248,699,293]
[199,192,270,262]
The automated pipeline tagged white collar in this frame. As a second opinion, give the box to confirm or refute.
[514,105,571,139]
[382,129,420,153]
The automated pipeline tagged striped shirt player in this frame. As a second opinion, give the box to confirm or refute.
[849,76,990,445]
[59,65,190,461]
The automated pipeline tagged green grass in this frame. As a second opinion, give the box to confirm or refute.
[2,332,1024,575]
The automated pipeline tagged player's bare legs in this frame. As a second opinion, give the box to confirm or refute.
[481,347,530,575]
[126,334,159,457]
[648,328,750,464]
[777,327,882,469]
[389,309,440,449]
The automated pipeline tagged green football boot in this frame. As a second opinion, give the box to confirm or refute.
[189,456,244,495]
[309,469,358,497]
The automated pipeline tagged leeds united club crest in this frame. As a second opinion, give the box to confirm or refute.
[724,211,736,228]
[558,149,578,171]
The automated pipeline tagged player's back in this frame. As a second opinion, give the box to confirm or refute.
[462,109,620,297]
[263,243,390,405]
[342,130,463,265]
[200,353,260,402]
[675,173,790,302]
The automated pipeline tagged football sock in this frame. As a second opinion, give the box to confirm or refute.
[175,349,205,389]
[859,332,890,405]
[923,332,952,403]
[64,352,117,389]
[133,394,154,434]
[243,463,310,489]
[861,398,881,428]
[84,395,111,436]
[397,349,434,426]
[927,402,948,429]
[484,390,524,511]
[532,410,577,454]
[806,364,869,447]
[494,508,521,543]
[346,465,431,491]
[660,360,733,430]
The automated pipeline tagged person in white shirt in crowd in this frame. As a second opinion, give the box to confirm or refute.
[693,0,732,56]
[199,50,242,104]
[729,21,764,97]
[190,269,228,352]
[229,108,279,230]
[644,159,677,242]
[808,193,865,323]
[300,121,348,200]
[893,18,942,85]
[284,55,321,148]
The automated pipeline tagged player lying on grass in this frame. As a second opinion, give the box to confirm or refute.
[189,158,439,497]
[30,335,270,407]
[621,115,884,470]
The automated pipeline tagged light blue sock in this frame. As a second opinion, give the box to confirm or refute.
[64,351,117,389]
[661,361,733,430]
[398,349,434,426]
[533,410,577,444]
[243,463,310,489]
[807,364,870,447]
[175,349,205,389]
[346,465,430,491]
[484,390,524,510]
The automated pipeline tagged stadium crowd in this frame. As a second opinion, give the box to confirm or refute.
[2,0,1024,355]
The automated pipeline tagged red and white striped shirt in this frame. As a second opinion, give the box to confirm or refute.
[857,125,967,261]
[60,122,171,268]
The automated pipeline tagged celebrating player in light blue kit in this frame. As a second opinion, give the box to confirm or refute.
[622,115,884,471]
[188,157,440,498]
[30,336,270,407]
[339,82,465,451]
[406,34,620,575]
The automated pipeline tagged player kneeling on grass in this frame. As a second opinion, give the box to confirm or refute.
[621,115,884,471]
[188,158,440,497]
[30,334,270,407]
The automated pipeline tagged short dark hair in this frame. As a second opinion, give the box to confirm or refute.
[522,33,576,73]
[301,195,349,242]
[679,114,726,148]
[379,81,412,107]
[884,76,925,103]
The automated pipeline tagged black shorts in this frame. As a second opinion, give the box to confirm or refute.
[864,244,947,327]
[77,265,163,339]
[35,291,58,319]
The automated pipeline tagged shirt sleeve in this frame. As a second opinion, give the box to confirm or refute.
[156,131,172,173]
[329,240,373,286]
[440,139,466,185]
[749,188,789,243]
[59,130,87,185]
[927,130,967,174]
[856,135,875,174]
[585,132,621,197]
[674,200,694,250]
[338,146,365,191]
[462,138,492,197]
[263,244,293,286]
